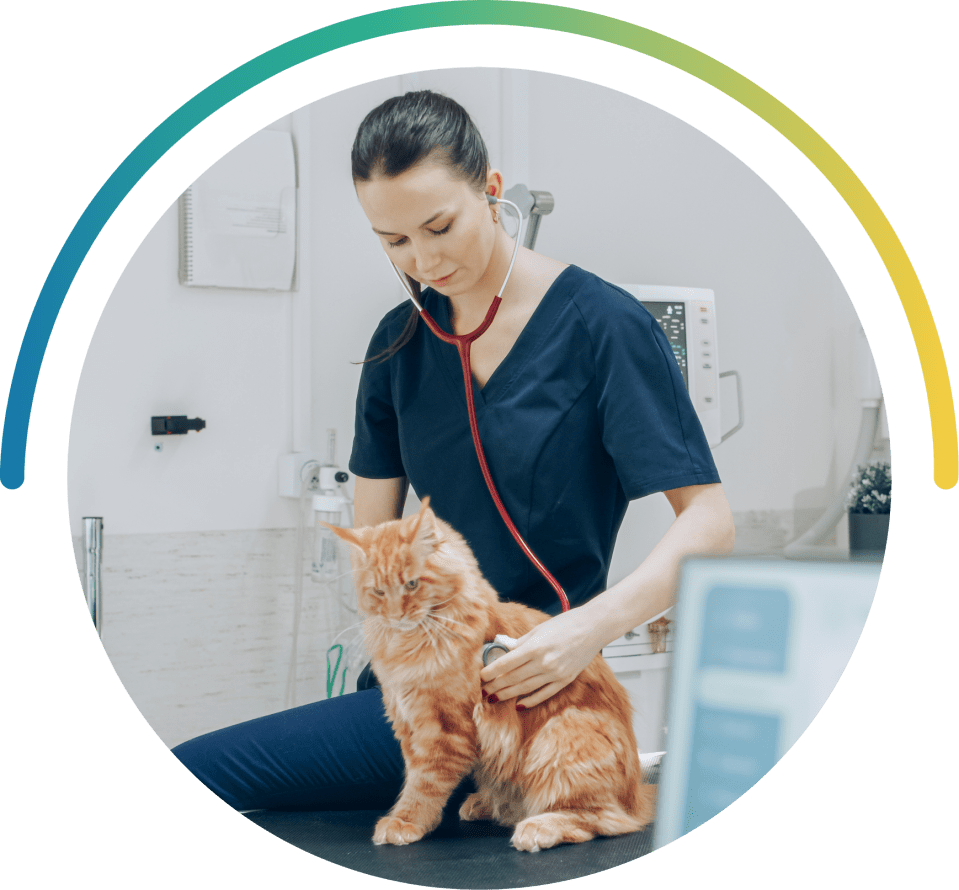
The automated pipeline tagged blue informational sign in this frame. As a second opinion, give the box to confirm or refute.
[654,557,880,850]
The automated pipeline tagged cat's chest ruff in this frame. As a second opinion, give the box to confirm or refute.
[389,686,417,728]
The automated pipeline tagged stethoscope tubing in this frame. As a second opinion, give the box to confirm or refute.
[387,195,570,613]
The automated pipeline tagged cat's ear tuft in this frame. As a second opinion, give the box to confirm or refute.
[405,497,440,552]
[322,522,370,556]
[416,507,441,551]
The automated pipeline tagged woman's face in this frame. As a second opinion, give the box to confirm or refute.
[355,159,500,298]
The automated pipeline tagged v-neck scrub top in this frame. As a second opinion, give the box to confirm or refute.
[349,265,720,615]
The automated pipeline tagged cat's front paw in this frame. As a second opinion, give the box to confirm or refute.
[373,815,428,846]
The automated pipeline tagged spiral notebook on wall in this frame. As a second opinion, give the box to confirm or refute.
[179,129,297,290]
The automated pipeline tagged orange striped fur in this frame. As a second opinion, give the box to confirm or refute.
[329,497,656,851]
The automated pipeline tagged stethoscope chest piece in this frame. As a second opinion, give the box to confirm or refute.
[481,634,518,666]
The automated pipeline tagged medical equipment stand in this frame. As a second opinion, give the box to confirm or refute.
[83,516,103,636]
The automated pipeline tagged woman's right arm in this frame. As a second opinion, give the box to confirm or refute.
[353,475,409,528]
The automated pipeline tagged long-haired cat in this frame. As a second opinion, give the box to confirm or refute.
[328,497,656,852]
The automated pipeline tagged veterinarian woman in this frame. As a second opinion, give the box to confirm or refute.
[173,90,735,811]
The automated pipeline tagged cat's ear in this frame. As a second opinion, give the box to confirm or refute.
[322,522,371,557]
[406,496,440,551]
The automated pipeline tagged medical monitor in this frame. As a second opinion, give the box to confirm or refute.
[653,556,881,850]
[615,284,721,447]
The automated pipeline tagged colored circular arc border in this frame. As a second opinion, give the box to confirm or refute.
[1,1,954,491]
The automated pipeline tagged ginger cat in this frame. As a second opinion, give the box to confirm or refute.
[329,497,656,852]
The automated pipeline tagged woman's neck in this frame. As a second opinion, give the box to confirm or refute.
[448,232,525,332]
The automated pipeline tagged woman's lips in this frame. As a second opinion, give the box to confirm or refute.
[430,272,454,286]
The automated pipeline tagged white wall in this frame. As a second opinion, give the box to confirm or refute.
[522,72,870,511]
[68,116,305,536]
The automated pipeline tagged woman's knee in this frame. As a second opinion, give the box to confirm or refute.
[170,691,405,811]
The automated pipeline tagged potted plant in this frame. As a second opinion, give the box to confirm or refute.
[846,462,891,553]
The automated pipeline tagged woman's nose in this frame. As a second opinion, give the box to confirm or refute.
[411,238,440,275]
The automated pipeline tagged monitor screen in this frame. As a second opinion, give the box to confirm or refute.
[641,300,688,389]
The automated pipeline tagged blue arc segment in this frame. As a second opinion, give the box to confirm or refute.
[0,10,420,490]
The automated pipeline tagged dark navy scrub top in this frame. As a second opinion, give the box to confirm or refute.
[349,265,721,616]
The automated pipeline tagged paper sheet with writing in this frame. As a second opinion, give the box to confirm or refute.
[180,129,296,290]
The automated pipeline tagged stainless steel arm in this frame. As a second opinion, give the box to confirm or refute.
[83,516,103,636]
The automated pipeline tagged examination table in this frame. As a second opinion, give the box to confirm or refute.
[245,755,662,887]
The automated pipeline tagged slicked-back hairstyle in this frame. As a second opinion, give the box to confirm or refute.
[352,91,492,363]
[351,90,489,191]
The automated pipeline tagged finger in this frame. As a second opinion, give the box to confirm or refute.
[481,656,544,696]
[479,646,531,685]
[485,672,550,703]
[515,679,569,710]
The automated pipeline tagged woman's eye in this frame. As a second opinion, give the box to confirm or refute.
[386,223,450,249]
[405,579,419,590]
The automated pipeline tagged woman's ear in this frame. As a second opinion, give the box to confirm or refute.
[485,169,504,202]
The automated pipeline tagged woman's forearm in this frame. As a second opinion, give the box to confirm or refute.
[580,483,735,653]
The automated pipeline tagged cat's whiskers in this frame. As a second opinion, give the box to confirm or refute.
[428,593,457,611]
[424,613,466,643]
[429,611,467,631]
[329,621,366,651]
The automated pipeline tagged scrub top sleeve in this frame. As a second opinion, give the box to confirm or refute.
[591,296,720,500]
[348,317,407,480]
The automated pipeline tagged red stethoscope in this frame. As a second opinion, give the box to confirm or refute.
[387,192,570,613]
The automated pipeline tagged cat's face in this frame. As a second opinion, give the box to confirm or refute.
[329,498,463,629]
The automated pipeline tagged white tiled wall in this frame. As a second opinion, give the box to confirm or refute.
[74,528,364,748]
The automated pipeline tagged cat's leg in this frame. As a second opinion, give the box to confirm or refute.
[511,707,651,850]
[373,719,476,845]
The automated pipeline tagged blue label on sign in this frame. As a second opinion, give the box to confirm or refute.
[698,585,791,673]
[683,705,781,834]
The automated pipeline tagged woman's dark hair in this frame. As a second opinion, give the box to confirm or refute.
[352,91,491,362]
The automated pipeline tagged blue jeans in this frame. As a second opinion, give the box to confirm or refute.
[172,689,408,811]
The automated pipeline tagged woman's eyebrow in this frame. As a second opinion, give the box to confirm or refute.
[372,210,448,236]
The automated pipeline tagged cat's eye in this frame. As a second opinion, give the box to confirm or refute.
[372,588,385,597]
[405,578,419,590]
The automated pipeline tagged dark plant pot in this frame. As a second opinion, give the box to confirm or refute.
[848,510,890,553]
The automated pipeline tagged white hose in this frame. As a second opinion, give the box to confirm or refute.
[285,461,319,709]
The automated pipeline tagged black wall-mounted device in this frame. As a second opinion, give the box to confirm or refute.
[151,416,206,435]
